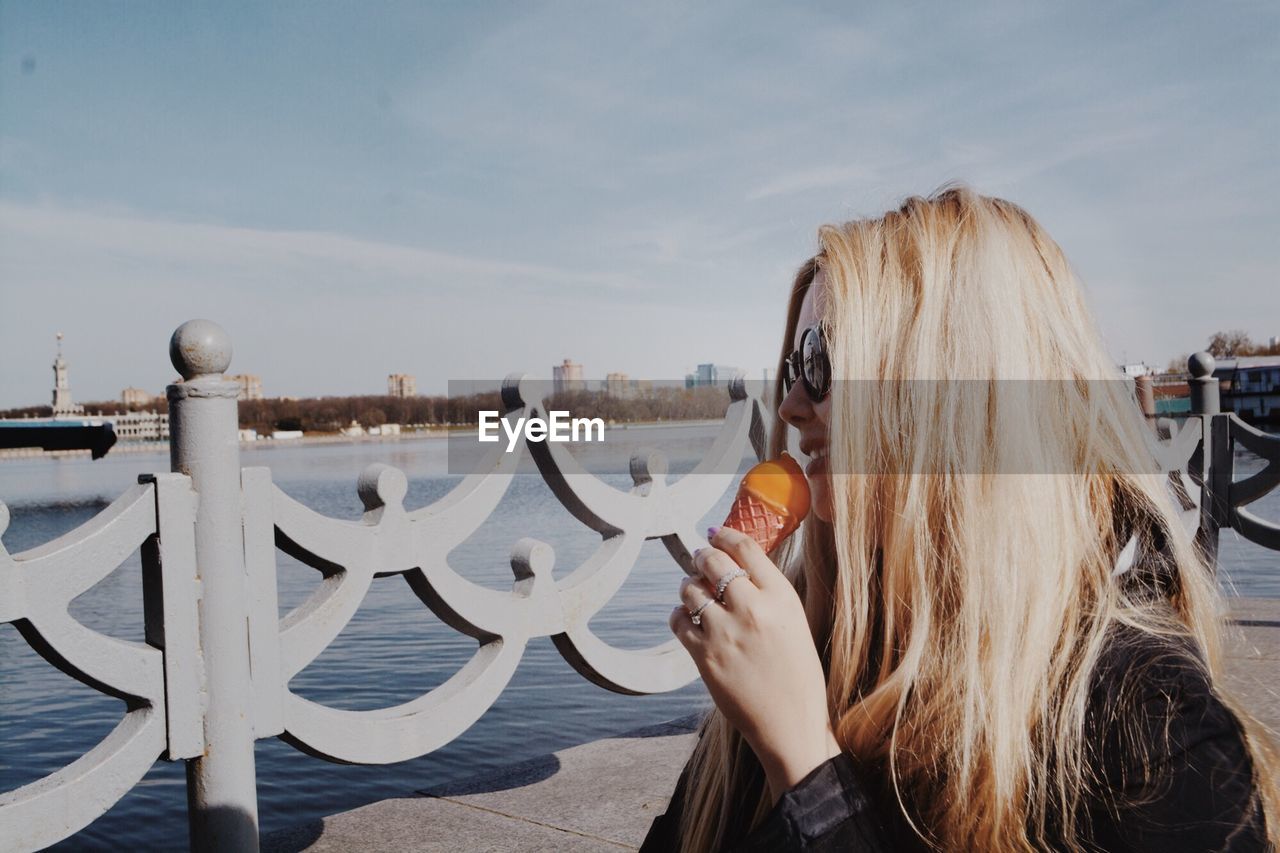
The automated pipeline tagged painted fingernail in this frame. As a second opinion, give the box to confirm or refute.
[707,526,721,539]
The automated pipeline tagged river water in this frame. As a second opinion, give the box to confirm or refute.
[1,430,1277,850]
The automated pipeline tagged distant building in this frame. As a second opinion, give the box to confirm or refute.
[1270,336,1280,350]
[110,411,170,441]
[228,374,263,401]
[121,387,153,407]
[51,333,84,417]
[387,373,416,398]
[686,363,740,388]
[553,359,584,394]
[605,372,631,398]
[1120,363,1152,378]
[1214,355,1280,424]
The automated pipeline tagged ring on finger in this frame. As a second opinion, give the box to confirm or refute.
[715,568,749,603]
[688,598,714,626]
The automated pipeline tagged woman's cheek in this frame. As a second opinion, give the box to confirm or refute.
[810,473,833,524]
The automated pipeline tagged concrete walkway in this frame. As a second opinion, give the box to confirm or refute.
[263,598,1280,852]
[262,716,701,853]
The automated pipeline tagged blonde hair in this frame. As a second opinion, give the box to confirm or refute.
[678,187,1279,851]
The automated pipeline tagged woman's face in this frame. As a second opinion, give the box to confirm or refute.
[779,271,834,523]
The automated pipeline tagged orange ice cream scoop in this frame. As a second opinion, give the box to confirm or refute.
[722,452,811,551]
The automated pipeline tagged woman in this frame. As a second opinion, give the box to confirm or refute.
[643,187,1278,851]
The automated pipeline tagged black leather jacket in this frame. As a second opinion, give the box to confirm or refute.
[640,631,1269,851]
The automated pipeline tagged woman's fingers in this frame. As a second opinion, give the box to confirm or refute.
[708,526,788,592]
[668,605,705,650]
[678,576,720,624]
[692,546,757,606]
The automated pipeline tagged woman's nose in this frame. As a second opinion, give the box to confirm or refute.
[778,377,812,428]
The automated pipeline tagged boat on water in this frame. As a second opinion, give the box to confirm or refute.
[0,418,118,459]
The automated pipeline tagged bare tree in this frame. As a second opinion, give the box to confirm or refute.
[1206,330,1253,359]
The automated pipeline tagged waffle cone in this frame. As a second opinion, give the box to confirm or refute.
[724,492,795,552]
[721,453,810,551]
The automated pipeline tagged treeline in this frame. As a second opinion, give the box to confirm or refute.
[1205,330,1280,359]
[1167,330,1280,371]
[542,386,731,424]
[0,400,169,419]
[0,386,733,433]
[238,393,502,434]
[237,385,731,434]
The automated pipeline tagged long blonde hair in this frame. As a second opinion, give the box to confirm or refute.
[678,186,1279,851]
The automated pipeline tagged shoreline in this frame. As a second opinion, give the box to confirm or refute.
[0,419,728,462]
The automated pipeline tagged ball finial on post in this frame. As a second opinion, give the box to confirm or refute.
[170,320,232,380]
[1188,351,1216,378]
[1187,351,1220,415]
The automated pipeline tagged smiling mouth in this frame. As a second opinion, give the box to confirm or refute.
[804,447,827,475]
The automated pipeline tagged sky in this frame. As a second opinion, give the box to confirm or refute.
[1,1,1276,407]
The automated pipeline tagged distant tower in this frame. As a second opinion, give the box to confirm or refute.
[227,374,264,401]
[552,359,584,394]
[51,332,84,416]
[605,372,630,398]
[387,373,416,398]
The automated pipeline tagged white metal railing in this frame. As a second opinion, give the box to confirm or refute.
[0,320,767,851]
[1,322,1277,851]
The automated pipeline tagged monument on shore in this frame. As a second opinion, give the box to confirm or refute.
[51,332,85,417]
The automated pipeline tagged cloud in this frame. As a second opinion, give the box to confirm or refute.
[0,201,631,293]
[0,201,655,405]
[745,164,882,201]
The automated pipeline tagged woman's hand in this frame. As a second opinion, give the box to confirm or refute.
[670,525,841,802]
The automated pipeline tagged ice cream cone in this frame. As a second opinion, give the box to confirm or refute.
[722,453,810,551]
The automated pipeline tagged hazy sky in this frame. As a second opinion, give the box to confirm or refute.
[1,2,1276,407]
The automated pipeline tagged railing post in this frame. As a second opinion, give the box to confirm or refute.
[1188,351,1229,569]
[167,320,259,851]
[1188,351,1219,416]
[1134,374,1156,429]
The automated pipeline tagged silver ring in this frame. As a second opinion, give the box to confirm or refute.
[715,568,748,603]
[689,599,714,626]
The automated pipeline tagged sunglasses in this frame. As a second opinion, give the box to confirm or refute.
[782,326,831,402]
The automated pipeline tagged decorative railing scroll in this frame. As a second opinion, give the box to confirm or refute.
[0,474,201,852]
[1222,416,1280,551]
[262,374,765,765]
[1151,415,1204,534]
[0,327,769,852]
[1105,415,1205,578]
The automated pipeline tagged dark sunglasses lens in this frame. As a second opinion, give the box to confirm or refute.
[802,329,829,399]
